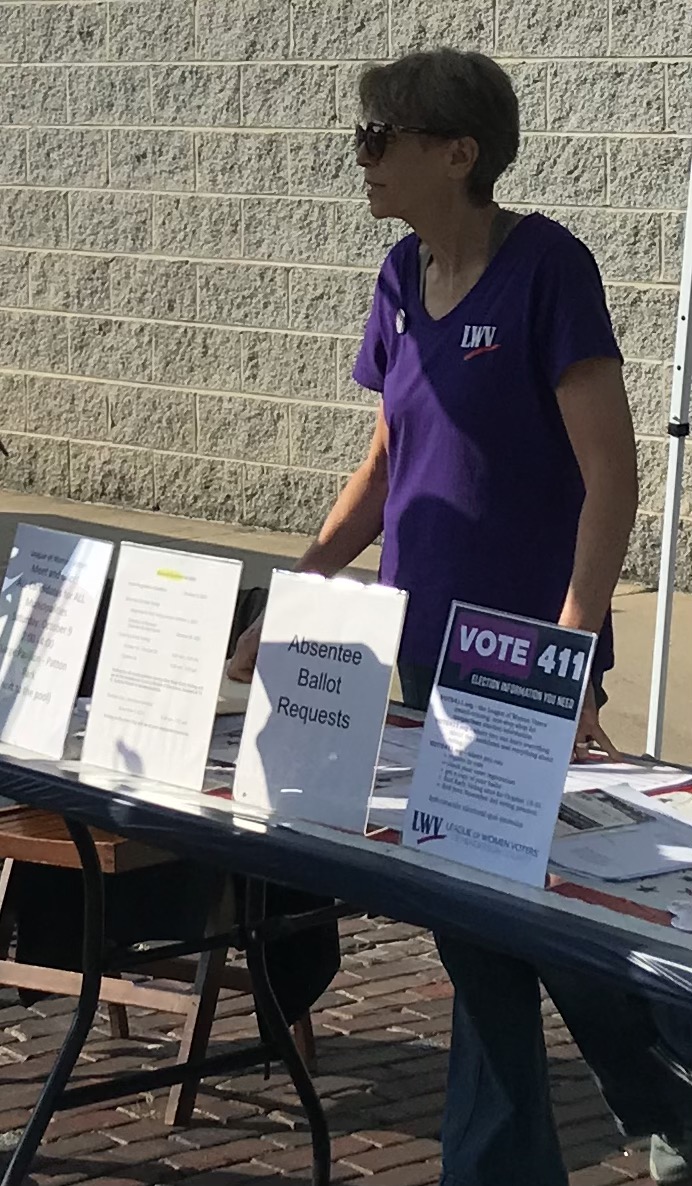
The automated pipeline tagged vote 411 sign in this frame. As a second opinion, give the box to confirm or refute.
[402,603,596,887]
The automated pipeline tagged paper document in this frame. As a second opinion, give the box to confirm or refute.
[553,789,653,840]
[565,761,692,797]
[551,789,692,880]
[376,724,422,775]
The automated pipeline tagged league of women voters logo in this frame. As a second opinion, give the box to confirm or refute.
[460,324,500,360]
[411,810,447,844]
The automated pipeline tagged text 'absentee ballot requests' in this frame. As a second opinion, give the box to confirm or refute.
[234,571,408,833]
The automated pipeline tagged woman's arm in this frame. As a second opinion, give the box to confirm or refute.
[556,356,638,636]
[227,403,389,679]
[295,402,389,577]
[556,356,638,755]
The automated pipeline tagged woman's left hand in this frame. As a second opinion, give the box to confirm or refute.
[572,682,621,762]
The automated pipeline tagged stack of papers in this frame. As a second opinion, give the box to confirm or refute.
[551,787,692,882]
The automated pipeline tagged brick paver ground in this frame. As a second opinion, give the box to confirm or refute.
[0,917,654,1185]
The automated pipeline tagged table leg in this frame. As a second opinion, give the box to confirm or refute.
[245,879,331,1186]
[1,821,104,1186]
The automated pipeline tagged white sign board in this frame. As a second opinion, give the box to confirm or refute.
[83,543,242,790]
[234,571,408,832]
[0,524,112,758]
[402,603,596,887]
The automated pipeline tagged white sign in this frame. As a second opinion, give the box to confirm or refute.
[402,602,596,887]
[83,543,242,790]
[234,571,408,832]
[0,524,112,758]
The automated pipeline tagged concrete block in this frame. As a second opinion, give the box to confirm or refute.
[609,139,692,209]
[333,203,399,267]
[290,402,375,470]
[637,438,669,516]
[624,512,692,591]
[26,376,109,440]
[109,0,195,61]
[0,309,69,370]
[390,0,493,54]
[292,0,387,58]
[197,133,289,195]
[662,213,684,285]
[153,323,241,391]
[541,208,661,283]
[110,258,197,322]
[290,267,375,336]
[499,61,548,132]
[667,65,692,134]
[243,463,337,533]
[0,6,24,63]
[154,195,242,259]
[0,433,69,497]
[68,65,151,124]
[0,249,29,306]
[606,285,678,362]
[198,263,289,329]
[154,453,243,522]
[497,136,607,205]
[25,3,108,62]
[0,65,67,124]
[0,374,26,432]
[30,253,111,315]
[243,198,333,264]
[336,62,375,129]
[622,513,658,589]
[69,317,154,383]
[110,129,195,191]
[497,0,608,55]
[198,393,289,464]
[69,442,155,508]
[0,129,26,185]
[197,0,289,60]
[549,62,664,133]
[109,385,195,452]
[625,362,667,437]
[242,65,336,129]
[611,0,692,55]
[0,189,68,249]
[151,66,240,127]
[336,337,379,404]
[288,132,360,198]
[69,191,152,253]
[28,129,108,188]
[242,331,337,400]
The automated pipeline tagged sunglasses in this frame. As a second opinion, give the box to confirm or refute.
[354,120,452,161]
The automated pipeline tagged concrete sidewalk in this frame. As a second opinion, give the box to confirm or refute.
[0,491,688,765]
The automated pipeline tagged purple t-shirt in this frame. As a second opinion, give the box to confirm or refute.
[353,213,623,675]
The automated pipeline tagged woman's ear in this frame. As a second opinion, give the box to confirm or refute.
[447,136,479,182]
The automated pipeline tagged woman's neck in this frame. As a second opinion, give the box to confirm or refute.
[412,198,500,281]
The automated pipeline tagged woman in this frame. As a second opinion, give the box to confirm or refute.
[230,48,692,1186]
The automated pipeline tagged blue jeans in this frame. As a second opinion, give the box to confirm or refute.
[399,663,692,1185]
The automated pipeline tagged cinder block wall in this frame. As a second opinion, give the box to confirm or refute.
[0,1,690,585]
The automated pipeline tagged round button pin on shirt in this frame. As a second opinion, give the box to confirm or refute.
[395,309,406,334]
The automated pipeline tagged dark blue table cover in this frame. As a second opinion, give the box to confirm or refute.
[0,750,690,1010]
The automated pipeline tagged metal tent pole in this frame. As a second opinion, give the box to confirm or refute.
[646,160,692,758]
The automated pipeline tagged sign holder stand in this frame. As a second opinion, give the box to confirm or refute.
[646,160,692,759]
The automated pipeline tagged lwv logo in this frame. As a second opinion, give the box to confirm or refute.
[411,810,447,844]
[460,324,500,360]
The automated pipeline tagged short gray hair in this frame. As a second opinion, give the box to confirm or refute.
[359,49,519,206]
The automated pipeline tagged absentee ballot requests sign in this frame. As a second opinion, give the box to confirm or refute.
[234,571,408,831]
[402,603,596,887]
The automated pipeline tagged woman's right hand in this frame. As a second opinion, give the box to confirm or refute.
[226,614,264,683]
